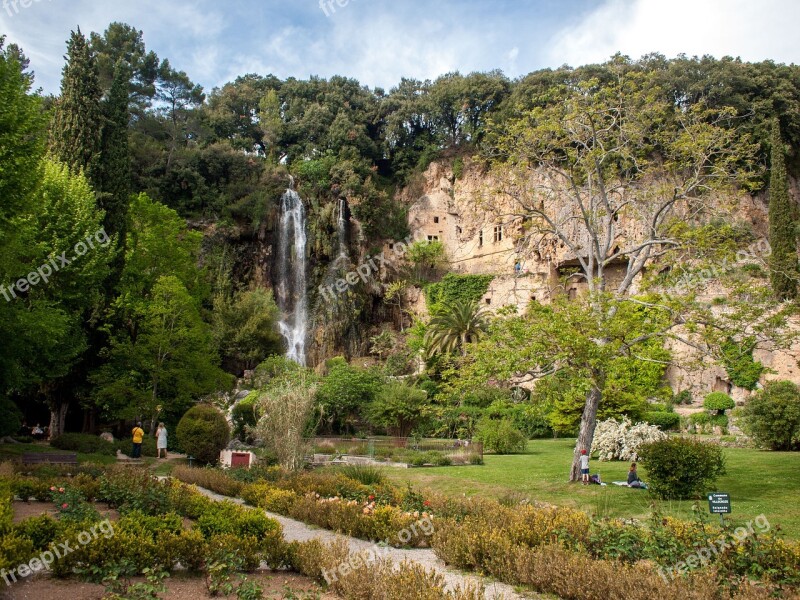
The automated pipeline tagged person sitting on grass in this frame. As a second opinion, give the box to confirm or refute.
[627,462,643,487]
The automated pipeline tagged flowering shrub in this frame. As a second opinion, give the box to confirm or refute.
[590,417,667,461]
[288,493,433,547]
[49,485,100,523]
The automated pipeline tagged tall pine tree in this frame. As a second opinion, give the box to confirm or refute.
[49,28,102,189]
[98,60,131,272]
[768,118,798,300]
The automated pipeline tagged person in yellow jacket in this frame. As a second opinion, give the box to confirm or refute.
[131,422,145,458]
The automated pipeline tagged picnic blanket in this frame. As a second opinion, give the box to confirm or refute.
[612,481,648,489]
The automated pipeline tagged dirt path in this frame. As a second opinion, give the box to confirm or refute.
[191,484,536,600]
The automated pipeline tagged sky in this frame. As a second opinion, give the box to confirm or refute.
[2,0,800,95]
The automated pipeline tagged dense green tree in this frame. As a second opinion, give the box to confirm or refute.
[93,275,231,426]
[20,161,113,437]
[479,67,758,480]
[98,61,131,266]
[116,193,206,307]
[212,288,284,374]
[366,381,429,437]
[89,22,159,110]
[768,118,798,299]
[740,380,800,450]
[49,29,103,188]
[314,362,384,434]
[156,60,205,169]
[205,74,280,155]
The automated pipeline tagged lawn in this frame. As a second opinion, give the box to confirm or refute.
[1,441,121,466]
[382,438,800,539]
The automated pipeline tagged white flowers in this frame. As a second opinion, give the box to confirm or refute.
[591,417,667,461]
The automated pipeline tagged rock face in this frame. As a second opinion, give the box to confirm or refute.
[400,159,800,395]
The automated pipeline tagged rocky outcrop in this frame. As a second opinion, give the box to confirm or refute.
[400,159,799,396]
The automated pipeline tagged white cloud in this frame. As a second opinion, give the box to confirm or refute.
[547,0,800,67]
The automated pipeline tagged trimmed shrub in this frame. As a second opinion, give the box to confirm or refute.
[703,392,735,414]
[171,465,243,497]
[644,411,680,431]
[242,484,298,514]
[176,404,230,465]
[740,380,800,450]
[474,417,526,454]
[637,437,726,499]
[0,481,12,535]
[50,433,115,455]
[231,392,259,440]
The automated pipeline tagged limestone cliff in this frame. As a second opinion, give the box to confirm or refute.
[399,158,800,403]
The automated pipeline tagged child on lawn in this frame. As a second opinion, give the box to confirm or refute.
[580,449,590,484]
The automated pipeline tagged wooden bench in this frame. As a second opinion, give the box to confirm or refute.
[21,452,78,465]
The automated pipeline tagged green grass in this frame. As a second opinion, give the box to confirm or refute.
[382,438,800,539]
[0,441,117,465]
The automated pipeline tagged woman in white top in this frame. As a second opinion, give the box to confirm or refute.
[156,423,168,459]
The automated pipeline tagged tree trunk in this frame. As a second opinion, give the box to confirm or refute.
[569,386,601,482]
[48,400,69,440]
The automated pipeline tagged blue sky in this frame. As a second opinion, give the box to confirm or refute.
[2,0,800,95]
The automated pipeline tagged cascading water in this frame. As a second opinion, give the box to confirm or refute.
[276,180,308,366]
[334,197,350,267]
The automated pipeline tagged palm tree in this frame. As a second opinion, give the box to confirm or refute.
[425,299,488,358]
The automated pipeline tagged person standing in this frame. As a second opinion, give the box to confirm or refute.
[131,422,145,458]
[579,449,590,484]
[155,423,168,459]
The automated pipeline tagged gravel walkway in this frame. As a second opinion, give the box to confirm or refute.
[191,484,536,599]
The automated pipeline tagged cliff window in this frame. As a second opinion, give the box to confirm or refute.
[433,216,440,224]
[427,235,439,242]
[479,230,484,247]
[456,226,462,235]
[388,243,394,250]
[494,225,503,243]
[485,298,491,305]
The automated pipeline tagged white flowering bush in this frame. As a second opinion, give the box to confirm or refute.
[591,417,668,461]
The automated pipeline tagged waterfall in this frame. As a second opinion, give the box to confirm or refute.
[335,197,349,267]
[276,184,308,366]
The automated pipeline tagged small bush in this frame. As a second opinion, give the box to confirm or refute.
[703,392,735,414]
[50,433,115,456]
[740,380,800,450]
[99,467,173,515]
[176,405,230,465]
[644,411,681,431]
[674,390,693,405]
[171,466,243,497]
[339,465,385,486]
[13,515,59,550]
[474,417,526,454]
[241,484,298,514]
[637,437,726,499]
[231,393,259,441]
[0,481,13,534]
[11,477,52,502]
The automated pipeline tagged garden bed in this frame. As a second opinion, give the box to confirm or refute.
[172,463,800,599]
[2,571,333,600]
